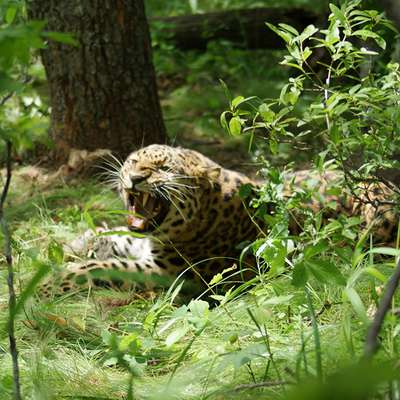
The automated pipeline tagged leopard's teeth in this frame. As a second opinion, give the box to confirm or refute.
[142,192,149,206]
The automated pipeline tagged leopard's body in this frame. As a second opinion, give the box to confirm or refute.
[40,145,258,296]
[40,145,398,296]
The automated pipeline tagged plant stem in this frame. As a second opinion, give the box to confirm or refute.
[305,286,322,380]
[0,140,22,400]
[167,323,207,386]
[127,375,134,400]
[364,258,400,358]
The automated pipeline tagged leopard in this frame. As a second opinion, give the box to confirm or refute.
[39,144,398,297]
[40,144,259,296]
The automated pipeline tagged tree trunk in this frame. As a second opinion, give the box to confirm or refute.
[150,7,320,50]
[27,0,166,162]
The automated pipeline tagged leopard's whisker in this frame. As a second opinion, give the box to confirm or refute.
[164,181,195,196]
[156,186,172,203]
[164,187,185,203]
[171,173,197,179]
[104,153,124,168]
[168,181,197,190]
[167,193,186,220]
[95,172,122,189]
[164,185,186,200]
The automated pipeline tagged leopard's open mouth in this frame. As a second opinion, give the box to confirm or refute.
[127,191,169,232]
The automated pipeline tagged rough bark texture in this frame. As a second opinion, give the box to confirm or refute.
[28,0,166,162]
[151,7,320,50]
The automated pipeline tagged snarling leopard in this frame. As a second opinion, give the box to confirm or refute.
[39,145,398,296]
[40,145,259,296]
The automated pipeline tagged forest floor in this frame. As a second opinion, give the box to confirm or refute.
[0,167,371,399]
[0,117,394,399]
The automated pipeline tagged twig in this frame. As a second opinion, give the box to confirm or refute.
[364,258,400,359]
[234,380,290,391]
[0,92,14,107]
[0,140,22,400]
[0,76,31,108]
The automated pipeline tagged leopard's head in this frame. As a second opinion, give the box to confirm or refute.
[118,145,221,235]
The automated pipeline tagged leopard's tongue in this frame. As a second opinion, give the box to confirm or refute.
[127,193,159,231]
[127,204,147,230]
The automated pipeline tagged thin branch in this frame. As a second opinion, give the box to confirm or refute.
[0,92,14,107]
[0,75,32,108]
[0,140,22,400]
[364,257,400,359]
[0,142,12,208]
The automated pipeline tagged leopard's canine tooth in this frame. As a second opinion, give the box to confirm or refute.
[142,192,149,206]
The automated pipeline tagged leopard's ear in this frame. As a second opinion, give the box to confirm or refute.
[206,166,221,181]
[180,148,221,180]
[195,165,221,183]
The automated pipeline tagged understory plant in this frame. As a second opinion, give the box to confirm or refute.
[99,2,400,398]
[220,0,400,395]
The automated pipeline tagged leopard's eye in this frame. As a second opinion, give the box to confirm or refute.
[159,165,170,172]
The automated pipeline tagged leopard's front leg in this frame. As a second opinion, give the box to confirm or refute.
[39,227,171,297]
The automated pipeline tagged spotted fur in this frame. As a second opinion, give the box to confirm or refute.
[40,145,258,296]
[39,145,398,296]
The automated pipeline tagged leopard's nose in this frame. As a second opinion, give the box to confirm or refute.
[130,175,147,189]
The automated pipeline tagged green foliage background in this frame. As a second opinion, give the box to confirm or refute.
[0,0,399,399]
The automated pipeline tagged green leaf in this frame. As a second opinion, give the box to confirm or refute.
[364,267,387,283]
[278,23,299,36]
[286,87,300,105]
[220,111,230,132]
[329,4,347,26]
[369,247,400,257]
[165,325,189,347]
[344,287,369,324]
[306,260,346,286]
[239,183,253,199]
[0,72,22,93]
[48,241,64,264]
[262,295,293,306]
[229,116,242,136]
[231,96,257,110]
[209,273,223,285]
[304,241,329,260]
[5,7,17,24]
[292,262,308,287]
[12,262,51,320]
[324,20,340,45]
[42,31,79,46]
[299,25,318,42]
[231,95,244,108]
[119,333,141,352]
[83,210,96,230]
[302,46,312,61]
[266,22,293,45]
[259,103,275,123]
[189,300,209,319]
[352,30,386,49]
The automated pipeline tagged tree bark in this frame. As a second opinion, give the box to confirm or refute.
[150,7,320,50]
[27,0,166,162]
